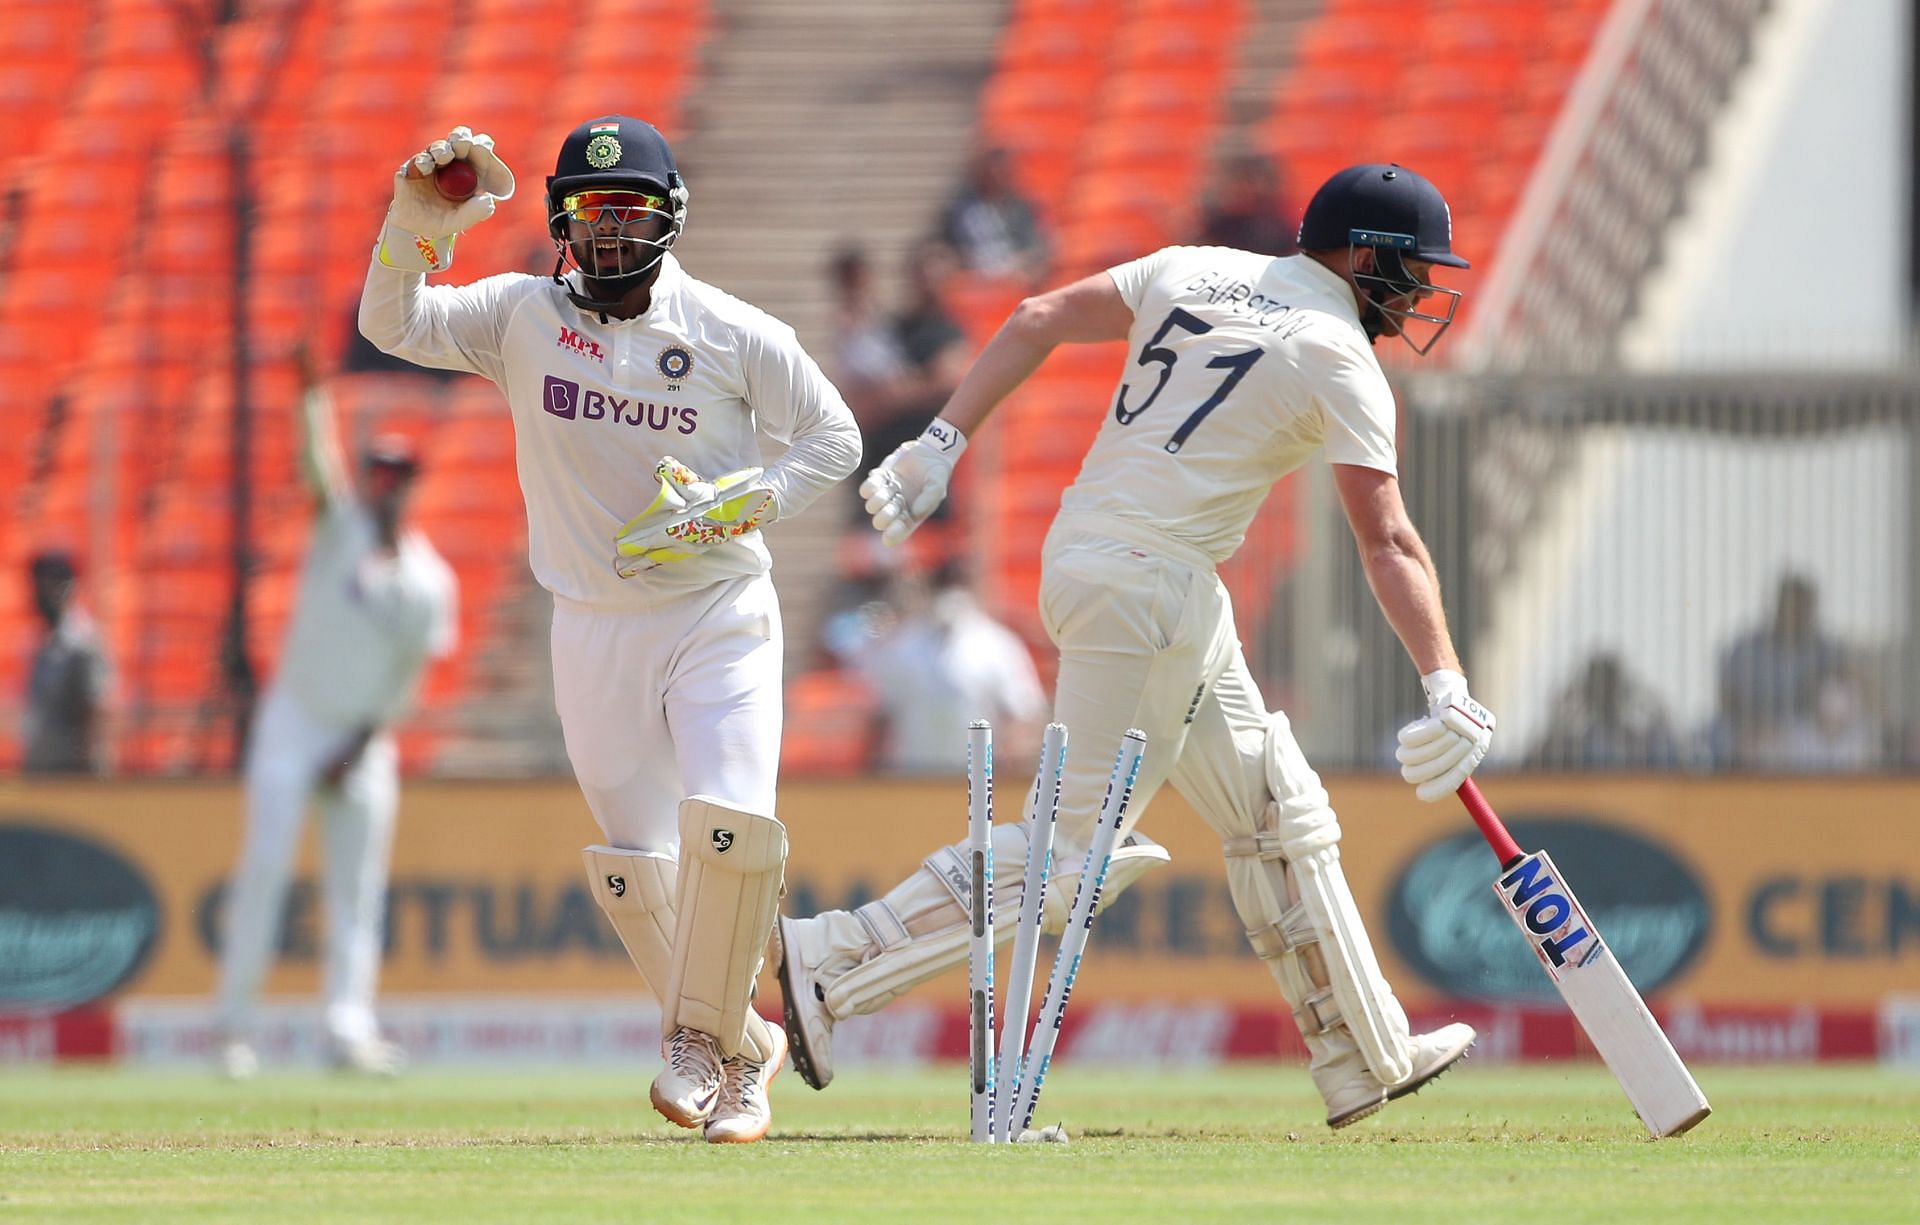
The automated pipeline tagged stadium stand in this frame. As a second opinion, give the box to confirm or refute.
[0,0,709,775]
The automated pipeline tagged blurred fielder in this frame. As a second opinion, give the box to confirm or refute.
[216,355,457,1080]
[359,117,859,1142]
[779,165,1494,1129]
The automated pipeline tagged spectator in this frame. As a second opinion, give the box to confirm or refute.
[1199,154,1299,256]
[824,243,907,424]
[1716,574,1846,768]
[816,571,896,673]
[938,146,1050,279]
[20,550,111,775]
[1756,657,1886,772]
[882,240,971,448]
[1526,652,1680,770]
[859,559,1046,775]
[850,241,973,496]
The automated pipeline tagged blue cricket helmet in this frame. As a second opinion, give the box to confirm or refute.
[1297,163,1468,269]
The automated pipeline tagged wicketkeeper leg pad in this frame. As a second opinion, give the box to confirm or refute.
[584,844,678,992]
[1219,714,1413,1086]
[584,842,783,1064]
[664,797,787,1059]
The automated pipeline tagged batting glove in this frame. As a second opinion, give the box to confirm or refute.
[378,126,516,273]
[1396,669,1496,802]
[859,418,966,546]
[614,458,777,577]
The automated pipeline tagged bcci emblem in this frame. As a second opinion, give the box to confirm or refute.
[658,345,694,381]
[585,133,622,170]
[711,829,735,853]
[606,874,626,898]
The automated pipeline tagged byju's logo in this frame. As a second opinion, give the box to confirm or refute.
[544,376,581,419]
[557,327,605,363]
[540,375,698,434]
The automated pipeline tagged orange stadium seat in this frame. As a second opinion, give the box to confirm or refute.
[8,0,718,773]
[782,669,878,776]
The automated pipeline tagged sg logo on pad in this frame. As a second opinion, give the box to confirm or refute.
[711,829,735,853]
[605,874,626,898]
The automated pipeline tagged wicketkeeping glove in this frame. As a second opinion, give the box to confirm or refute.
[378,126,516,273]
[1395,669,1496,802]
[860,418,967,546]
[613,457,778,577]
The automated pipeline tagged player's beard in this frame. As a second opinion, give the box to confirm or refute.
[573,235,660,300]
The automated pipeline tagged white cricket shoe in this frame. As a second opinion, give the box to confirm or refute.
[651,1026,724,1129]
[217,1039,259,1082]
[328,1034,407,1077]
[775,915,836,1090]
[704,1021,786,1144]
[1323,1022,1476,1129]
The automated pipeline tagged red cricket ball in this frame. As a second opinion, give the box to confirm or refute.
[435,159,480,202]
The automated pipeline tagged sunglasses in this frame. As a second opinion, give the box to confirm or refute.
[560,189,668,225]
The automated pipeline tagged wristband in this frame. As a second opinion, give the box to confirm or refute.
[920,417,968,459]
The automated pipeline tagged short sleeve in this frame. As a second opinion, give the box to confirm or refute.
[1304,329,1398,473]
[1105,246,1181,314]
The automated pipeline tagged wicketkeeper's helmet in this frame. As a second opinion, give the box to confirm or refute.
[546,115,689,284]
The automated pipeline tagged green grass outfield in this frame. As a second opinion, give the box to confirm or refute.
[2,1063,1916,1223]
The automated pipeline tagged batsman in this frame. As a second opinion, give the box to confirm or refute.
[359,117,860,1142]
[780,165,1493,1129]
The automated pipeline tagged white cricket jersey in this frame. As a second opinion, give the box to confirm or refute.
[1060,246,1400,563]
[276,499,458,731]
[359,252,861,609]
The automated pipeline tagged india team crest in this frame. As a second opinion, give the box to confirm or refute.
[585,133,622,170]
[658,345,694,381]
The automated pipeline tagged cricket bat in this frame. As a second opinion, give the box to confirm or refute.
[1457,780,1711,1138]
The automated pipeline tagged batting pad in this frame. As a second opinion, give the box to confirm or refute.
[582,845,678,993]
[820,827,1169,1022]
[664,798,787,1059]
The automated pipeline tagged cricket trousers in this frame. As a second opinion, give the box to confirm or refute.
[215,685,399,1047]
[549,573,784,854]
[1038,512,1287,863]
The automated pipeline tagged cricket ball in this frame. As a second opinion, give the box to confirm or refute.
[435,159,480,202]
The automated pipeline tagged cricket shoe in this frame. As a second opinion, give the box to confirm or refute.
[327,1034,407,1077]
[1323,1022,1477,1129]
[651,1026,724,1128]
[704,1021,786,1144]
[775,915,837,1090]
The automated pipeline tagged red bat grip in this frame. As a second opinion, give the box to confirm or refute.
[1456,779,1525,868]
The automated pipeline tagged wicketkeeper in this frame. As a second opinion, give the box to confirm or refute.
[358,117,860,1142]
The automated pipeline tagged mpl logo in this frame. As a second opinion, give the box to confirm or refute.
[557,326,605,363]
[1494,851,1596,978]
